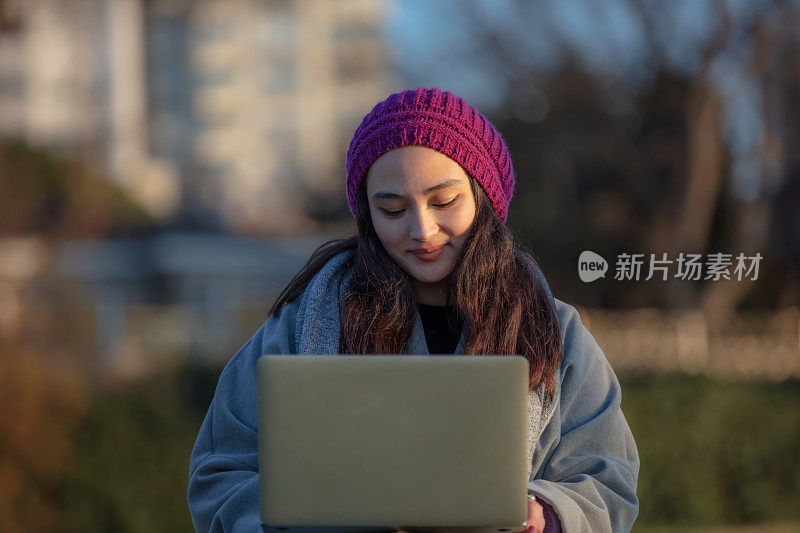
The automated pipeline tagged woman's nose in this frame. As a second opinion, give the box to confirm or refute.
[408,208,438,241]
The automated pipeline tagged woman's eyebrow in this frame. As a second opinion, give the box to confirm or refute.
[372,178,462,200]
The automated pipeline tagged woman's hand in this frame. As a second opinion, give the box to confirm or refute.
[523,496,545,533]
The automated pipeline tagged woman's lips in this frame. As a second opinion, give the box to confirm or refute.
[410,244,446,261]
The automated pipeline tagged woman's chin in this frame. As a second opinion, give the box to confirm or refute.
[407,264,452,285]
[391,253,455,286]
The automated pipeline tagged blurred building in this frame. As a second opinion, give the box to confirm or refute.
[0,232,333,378]
[0,0,173,217]
[0,0,391,233]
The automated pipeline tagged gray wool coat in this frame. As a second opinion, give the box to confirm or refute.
[188,251,640,532]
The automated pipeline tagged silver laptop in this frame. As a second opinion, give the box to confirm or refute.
[257,354,530,533]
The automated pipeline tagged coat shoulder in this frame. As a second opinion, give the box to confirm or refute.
[552,297,612,381]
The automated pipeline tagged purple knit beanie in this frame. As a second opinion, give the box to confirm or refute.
[345,87,516,223]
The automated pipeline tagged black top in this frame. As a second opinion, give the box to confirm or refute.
[417,303,464,354]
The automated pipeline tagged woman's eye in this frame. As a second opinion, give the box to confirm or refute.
[379,208,404,217]
[433,195,459,208]
[378,195,458,217]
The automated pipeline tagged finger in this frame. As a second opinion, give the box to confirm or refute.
[526,498,545,533]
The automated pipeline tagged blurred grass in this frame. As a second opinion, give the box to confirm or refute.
[622,374,800,527]
[4,362,796,532]
[58,369,207,532]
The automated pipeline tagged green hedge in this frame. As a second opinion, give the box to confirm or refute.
[53,365,800,531]
[622,374,800,527]
[59,372,205,532]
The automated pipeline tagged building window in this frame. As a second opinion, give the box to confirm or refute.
[254,11,295,50]
[261,57,295,92]
[333,22,382,81]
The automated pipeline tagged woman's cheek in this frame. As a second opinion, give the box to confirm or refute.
[377,225,406,258]
[373,219,393,245]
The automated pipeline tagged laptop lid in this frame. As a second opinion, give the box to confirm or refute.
[257,355,530,532]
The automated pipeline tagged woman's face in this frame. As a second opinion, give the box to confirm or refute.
[366,145,477,305]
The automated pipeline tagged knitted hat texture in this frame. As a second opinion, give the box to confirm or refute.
[345,87,515,223]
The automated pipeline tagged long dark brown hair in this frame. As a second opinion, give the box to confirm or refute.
[269,177,563,398]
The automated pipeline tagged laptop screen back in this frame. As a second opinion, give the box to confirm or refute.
[257,355,530,531]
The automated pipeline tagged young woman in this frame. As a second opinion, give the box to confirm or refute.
[188,88,640,533]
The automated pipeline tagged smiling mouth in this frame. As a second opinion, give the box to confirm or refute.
[410,244,445,253]
[410,244,446,260]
